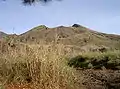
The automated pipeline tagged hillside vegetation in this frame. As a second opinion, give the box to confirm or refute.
[68,50,120,69]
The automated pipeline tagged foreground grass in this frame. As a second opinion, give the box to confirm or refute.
[0,43,84,89]
[1,42,120,89]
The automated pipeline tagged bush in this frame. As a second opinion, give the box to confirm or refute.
[68,50,120,70]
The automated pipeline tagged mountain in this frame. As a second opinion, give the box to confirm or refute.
[1,24,120,53]
[0,31,7,39]
[11,24,119,52]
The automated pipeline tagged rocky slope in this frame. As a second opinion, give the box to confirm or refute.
[13,24,120,52]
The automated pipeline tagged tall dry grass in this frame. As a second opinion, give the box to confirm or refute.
[0,43,84,89]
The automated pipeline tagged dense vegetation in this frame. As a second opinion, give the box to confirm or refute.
[0,44,82,89]
[68,50,120,70]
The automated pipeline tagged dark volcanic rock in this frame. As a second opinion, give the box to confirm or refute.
[72,24,81,27]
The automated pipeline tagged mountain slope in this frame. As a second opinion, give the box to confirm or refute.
[1,24,120,53]
[0,31,7,39]
[12,24,120,52]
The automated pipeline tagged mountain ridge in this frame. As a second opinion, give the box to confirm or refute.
[0,24,118,53]
[0,31,8,39]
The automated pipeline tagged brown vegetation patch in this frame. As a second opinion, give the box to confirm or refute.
[5,84,32,89]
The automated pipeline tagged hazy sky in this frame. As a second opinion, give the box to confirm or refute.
[0,0,120,34]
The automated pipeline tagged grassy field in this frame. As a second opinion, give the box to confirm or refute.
[0,43,84,89]
[1,42,120,89]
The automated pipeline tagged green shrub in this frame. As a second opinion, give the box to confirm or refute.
[68,55,89,68]
[68,50,120,70]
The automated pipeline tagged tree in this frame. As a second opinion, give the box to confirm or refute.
[22,0,52,5]
[2,0,61,5]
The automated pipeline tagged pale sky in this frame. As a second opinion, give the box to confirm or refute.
[0,0,120,34]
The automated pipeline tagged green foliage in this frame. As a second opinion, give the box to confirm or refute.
[3,36,10,41]
[0,84,4,89]
[68,55,89,68]
[68,50,120,70]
